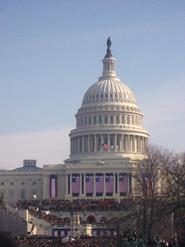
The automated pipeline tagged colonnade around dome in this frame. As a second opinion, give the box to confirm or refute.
[70,134,147,155]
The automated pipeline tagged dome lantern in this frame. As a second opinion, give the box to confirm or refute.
[101,37,116,79]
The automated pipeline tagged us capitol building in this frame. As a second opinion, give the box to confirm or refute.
[0,38,149,202]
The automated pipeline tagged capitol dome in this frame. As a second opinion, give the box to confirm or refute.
[66,38,149,164]
[82,77,137,106]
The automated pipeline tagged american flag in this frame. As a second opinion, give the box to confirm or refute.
[50,175,57,198]
[96,174,104,193]
[105,173,114,193]
[119,174,128,194]
[72,174,80,194]
[53,230,58,237]
[103,143,109,151]
[86,174,94,193]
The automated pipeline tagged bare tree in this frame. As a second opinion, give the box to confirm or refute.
[131,145,166,238]
[162,152,185,237]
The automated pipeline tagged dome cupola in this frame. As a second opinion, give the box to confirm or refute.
[82,37,136,106]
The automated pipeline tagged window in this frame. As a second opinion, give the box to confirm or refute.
[1,182,4,186]
[88,116,91,125]
[20,189,25,200]
[93,116,96,124]
[32,181,36,185]
[116,116,119,124]
[122,116,124,124]
[104,115,108,124]
[110,116,114,124]
[9,191,14,199]
[127,115,130,125]
[10,182,14,186]
[99,116,102,124]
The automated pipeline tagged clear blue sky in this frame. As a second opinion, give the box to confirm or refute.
[0,1,184,168]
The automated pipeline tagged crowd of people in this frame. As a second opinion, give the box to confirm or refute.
[13,235,185,247]
[29,207,126,227]
[14,236,118,247]
[29,208,71,226]
[15,199,128,212]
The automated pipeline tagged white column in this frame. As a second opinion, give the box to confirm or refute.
[114,134,117,151]
[134,136,137,153]
[108,134,110,152]
[84,173,86,195]
[70,174,72,196]
[80,174,82,196]
[82,136,84,153]
[73,138,75,154]
[74,138,76,154]
[125,135,128,152]
[141,137,144,153]
[127,173,129,196]
[136,136,139,153]
[143,137,146,152]
[132,135,134,152]
[71,138,73,154]
[65,174,69,195]
[130,135,132,152]
[128,135,131,152]
[122,135,125,152]
[119,135,122,152]
[94,135,97,152]
[70,139,72,155]
[93,173,96,196]
[77,137,80,154]
[101,134,104,151]
[141,136,143,153]
[87,135,90,152]
[117,173,120,195]
[139,136,141,153]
